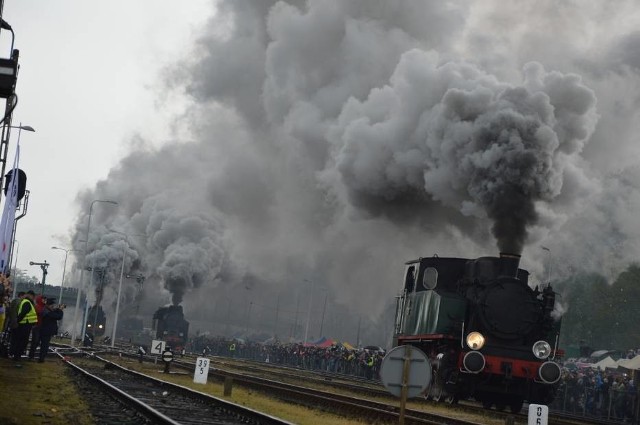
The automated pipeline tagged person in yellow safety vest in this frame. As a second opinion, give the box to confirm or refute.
[10,290,37,362]
[229,342,236,358]
[366,355,375,380]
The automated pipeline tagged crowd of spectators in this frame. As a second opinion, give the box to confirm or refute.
[555,356,640,421]
[0,274,65,363]
[189,335,385,380]
[0,273,11,334]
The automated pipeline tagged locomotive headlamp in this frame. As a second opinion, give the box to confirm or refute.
[466,332,486,350]
[87,324,92,327]
[532,340,552,359]
[98,325,103,329]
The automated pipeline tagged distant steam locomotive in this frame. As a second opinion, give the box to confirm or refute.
[393,253,562,412]
[153,305,189,352]
[85,305,107,337]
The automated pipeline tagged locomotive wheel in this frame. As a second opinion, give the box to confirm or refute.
[444,395,458,405]
[481,399,493,409]
[431,386,443,402]
[495,402,506,412]
[509,398,524,413]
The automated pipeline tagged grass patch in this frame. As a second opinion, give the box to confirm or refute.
[0,357,95,425]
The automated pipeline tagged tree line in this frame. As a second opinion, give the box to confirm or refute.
[557,264,640,352]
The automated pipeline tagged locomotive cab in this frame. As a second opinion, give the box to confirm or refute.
[394,257,468,343]
[393,253,562,412]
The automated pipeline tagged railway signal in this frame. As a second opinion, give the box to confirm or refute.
[162,349,173,373]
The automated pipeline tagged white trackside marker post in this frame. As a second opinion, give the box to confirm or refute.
[150,340,165,354]
[528,404,548,425]
[194,357,210,384]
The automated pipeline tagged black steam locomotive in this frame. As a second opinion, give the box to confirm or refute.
[153,305,189,352]
[393,253,562,412]
[86,305,107,337]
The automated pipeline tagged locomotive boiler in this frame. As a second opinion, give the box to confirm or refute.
[393,253,562,412]
[152,305,189,352]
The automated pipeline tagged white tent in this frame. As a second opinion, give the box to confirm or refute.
[618,355,640,370]
[591,356,618,370]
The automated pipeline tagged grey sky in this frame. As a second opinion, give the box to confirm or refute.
[1,0,210,286]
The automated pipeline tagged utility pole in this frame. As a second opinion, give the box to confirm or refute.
[356,316,361,348]
[319,293,328,337]
[273,295,280,339]
[291,293,300,340]
[126,273,145,315]
[245,301,253,335]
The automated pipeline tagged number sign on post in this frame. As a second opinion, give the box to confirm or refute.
[528,404,548,425]
[194,357,210,384]
[150,340,165,355]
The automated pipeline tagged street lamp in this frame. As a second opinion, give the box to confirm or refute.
[107,228,145,348]
[70,199,118,346]
[8,124,35,132]
[302,280,329,344]
[319,292,328,337]
[51,246,81,307]
[303,279,313,345]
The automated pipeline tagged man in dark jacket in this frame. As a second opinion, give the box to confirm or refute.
[38,298,64,363]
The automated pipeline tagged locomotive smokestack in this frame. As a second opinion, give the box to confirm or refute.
[499,252,521,277]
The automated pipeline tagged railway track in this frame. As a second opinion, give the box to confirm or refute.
[168,357,492,425]
[178,354,618,425]
[58,350,293,425]
[66,343,620,425]
[71,344,493,424]
[89,347,477,425]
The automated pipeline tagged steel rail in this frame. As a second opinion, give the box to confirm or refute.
[61,354,182,425]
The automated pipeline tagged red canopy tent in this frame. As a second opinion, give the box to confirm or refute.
[316,338,335,348]
[305,337,335,348]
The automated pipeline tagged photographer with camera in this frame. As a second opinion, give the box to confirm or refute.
[37,298,65,363]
